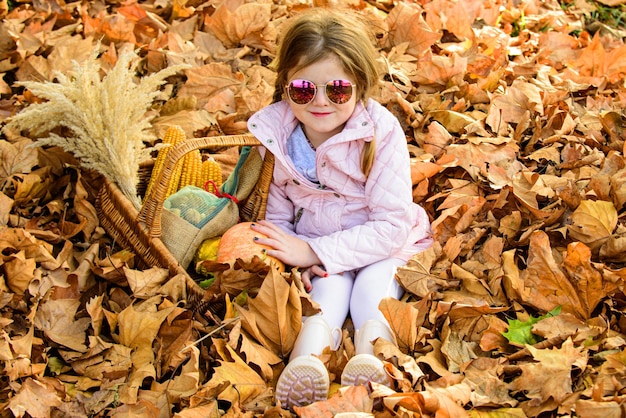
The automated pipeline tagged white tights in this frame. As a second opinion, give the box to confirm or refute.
[308,258,405,333]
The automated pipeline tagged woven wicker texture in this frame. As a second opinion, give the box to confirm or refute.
[95,133,274,312]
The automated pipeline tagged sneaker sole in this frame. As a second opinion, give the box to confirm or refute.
[275,356,329,409]
[341,354,389,387]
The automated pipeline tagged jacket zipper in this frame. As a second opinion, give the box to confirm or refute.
[293,207,304,230]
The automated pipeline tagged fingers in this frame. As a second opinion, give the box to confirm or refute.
[253,220,282,235]
[301,269,313,292]
[310,264,328,278]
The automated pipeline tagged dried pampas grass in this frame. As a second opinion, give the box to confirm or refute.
[4,45,190,209]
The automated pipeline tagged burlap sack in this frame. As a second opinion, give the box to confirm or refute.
[160,146,264,269]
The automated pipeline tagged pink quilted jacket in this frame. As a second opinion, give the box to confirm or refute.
[247,99,433,275]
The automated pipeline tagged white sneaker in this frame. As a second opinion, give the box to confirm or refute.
[275,355,329,409]
[341,319,395,387]
[354,319,395,355]
[290,316,336,360]
[340,353,389,387]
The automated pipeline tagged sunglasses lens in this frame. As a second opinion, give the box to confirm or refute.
[326,80,353,104]
[288,80,316,104]
[287,79,353,105]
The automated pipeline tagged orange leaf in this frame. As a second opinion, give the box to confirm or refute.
[386,2,441,57]
[295,385,373,418]
[504,230,584,318]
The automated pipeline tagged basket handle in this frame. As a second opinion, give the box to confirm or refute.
[137,133,262,238]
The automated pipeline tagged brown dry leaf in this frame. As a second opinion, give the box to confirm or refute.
[173,402,221,417]
[3,250,35,294]
[8,377,63,418]
[485,80,543,132]
[440,328,480,373]
[1,325,46,381]
[429,109,475,134]
[436,179,481,210]
[0,191,12,225]
[419,120,452,158]
[383,382,472,417]
[152,346,200,403]
[599,233,626,263]
[379,297,420,354]
[531,312,598,342]
[216,256,271,297]
[177,63,243,110]
[236,268,302,357]
[232,321,284,381]
[461,357,517,408]
[396,247,458,299]
[109,397,163,417]
[445,142,518,182]
[92,249,136,286]
[205,3,275,51]
[413,53,468,88]
[45,35,95,78]
[295,385,373,418]
[155,310,195,376]
[574,399,622,417]
[70,336,133,389]
[509,338,586,405]
[563,242,621,318]
[424,0,478,40]
[478,315,510,353]
[73,172,99,241]
[10,168,54,208]
[592,349,626,397]
[567,200,618,251]
[117,300,177,403]
[0,138,38,188]
[207,338,267,406]
[125,266,170,299]
[503,231,585,319]
[386,2,441,57]
[33,298,90,352]
[442,302,509,343]
[572,33,608,79]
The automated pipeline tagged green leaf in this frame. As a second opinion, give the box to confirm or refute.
[502,306,561,345]
[47,356,65,375]
[199,276,216,289]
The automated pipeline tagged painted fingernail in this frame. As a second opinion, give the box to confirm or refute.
[250,223,255,227]
[323,273,329,278]
[253,236,259,241]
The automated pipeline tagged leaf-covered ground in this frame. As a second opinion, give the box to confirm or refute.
[1,0,626,417]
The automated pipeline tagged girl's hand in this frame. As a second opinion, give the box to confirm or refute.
[301,264,328,292]
[251,220,322,269]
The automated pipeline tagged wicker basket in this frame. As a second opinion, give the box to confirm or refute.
[95,133,274,312]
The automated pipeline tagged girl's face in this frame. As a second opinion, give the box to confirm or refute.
[286,55,357,146]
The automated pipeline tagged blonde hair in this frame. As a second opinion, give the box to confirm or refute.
[271,8,379,177]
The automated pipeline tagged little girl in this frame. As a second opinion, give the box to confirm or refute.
[247,7,433,409]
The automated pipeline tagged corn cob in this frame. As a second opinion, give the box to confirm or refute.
[179,150,203,191]
[199,158,222,192]
[145,125,186,198]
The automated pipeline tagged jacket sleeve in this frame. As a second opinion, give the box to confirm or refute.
[305,116,421,275]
